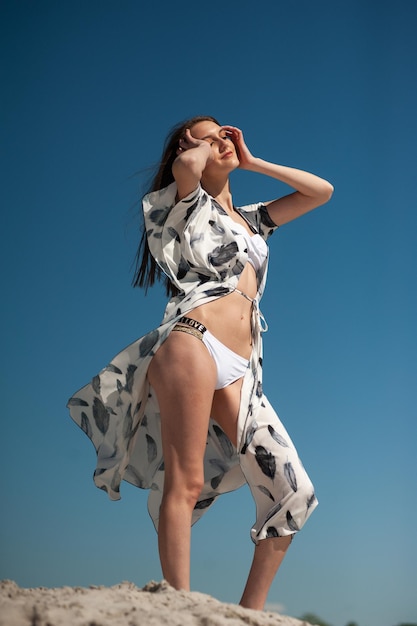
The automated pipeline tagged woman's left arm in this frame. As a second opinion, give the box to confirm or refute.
[223,125,334,227]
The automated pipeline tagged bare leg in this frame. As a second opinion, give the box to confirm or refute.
[147,331,216,591]
[149,336,295,602]
[239,535,292,610]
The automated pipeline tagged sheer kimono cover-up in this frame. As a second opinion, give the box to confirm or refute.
[68,183,318,543]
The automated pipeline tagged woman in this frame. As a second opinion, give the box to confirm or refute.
[68,115,333,610]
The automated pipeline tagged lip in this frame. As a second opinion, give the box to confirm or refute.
[221,151,234,159]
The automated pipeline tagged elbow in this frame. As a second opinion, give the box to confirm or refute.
[319,181,334,203]
[327,181,334,198]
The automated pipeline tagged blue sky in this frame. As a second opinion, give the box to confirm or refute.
[1,2,416,626]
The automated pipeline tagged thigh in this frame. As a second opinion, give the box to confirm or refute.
[148,331,217,484]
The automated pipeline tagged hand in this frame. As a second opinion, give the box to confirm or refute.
[220,125,256,170]
[177,128,212,159]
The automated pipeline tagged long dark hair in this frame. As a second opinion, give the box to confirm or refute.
[132,115,220,297]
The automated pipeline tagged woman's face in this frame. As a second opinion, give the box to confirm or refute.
[189,120,240,172]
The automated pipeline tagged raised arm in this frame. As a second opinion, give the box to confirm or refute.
[223,125,334,226]
[172,129,212,200]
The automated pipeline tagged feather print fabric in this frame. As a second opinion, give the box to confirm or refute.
[255,446,276,480]
[68,182,318,542]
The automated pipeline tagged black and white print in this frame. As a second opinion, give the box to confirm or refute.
[68,182,317,542]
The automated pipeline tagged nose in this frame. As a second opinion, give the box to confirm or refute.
[218,137,229,152]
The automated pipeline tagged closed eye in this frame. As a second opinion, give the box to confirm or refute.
[208,136,231,146]
[202,133,232,145]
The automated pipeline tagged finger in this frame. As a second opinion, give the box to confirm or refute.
[179,136,191,151]
[184,129,201,147]
[221,126,234,138]
[222,127,242,146]
[221,125,241,135]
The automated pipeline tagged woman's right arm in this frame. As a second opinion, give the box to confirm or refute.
[172,129,212,200]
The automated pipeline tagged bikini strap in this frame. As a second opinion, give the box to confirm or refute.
[232,288,268,335]
[258,308,269,332]
[233,288,256,304]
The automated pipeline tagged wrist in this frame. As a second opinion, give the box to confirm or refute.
[197,141,213,164]
[240,155,261,171]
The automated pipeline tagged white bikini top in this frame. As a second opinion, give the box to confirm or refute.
[229,220,268,272]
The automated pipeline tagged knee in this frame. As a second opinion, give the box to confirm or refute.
[300,463,317,500]
[293,467,315,499]
[283,463,316,506]
[163,472,205,509]
[283,472,318,527]
[185,477,206,507]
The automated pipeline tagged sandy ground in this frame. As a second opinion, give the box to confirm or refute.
[0,579,312,626]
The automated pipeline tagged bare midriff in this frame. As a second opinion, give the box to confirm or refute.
[186,262,257,360]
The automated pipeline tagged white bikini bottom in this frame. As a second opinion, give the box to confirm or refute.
[172,316,249,389]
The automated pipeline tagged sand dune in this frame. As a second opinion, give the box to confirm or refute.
[0,579,311,626]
